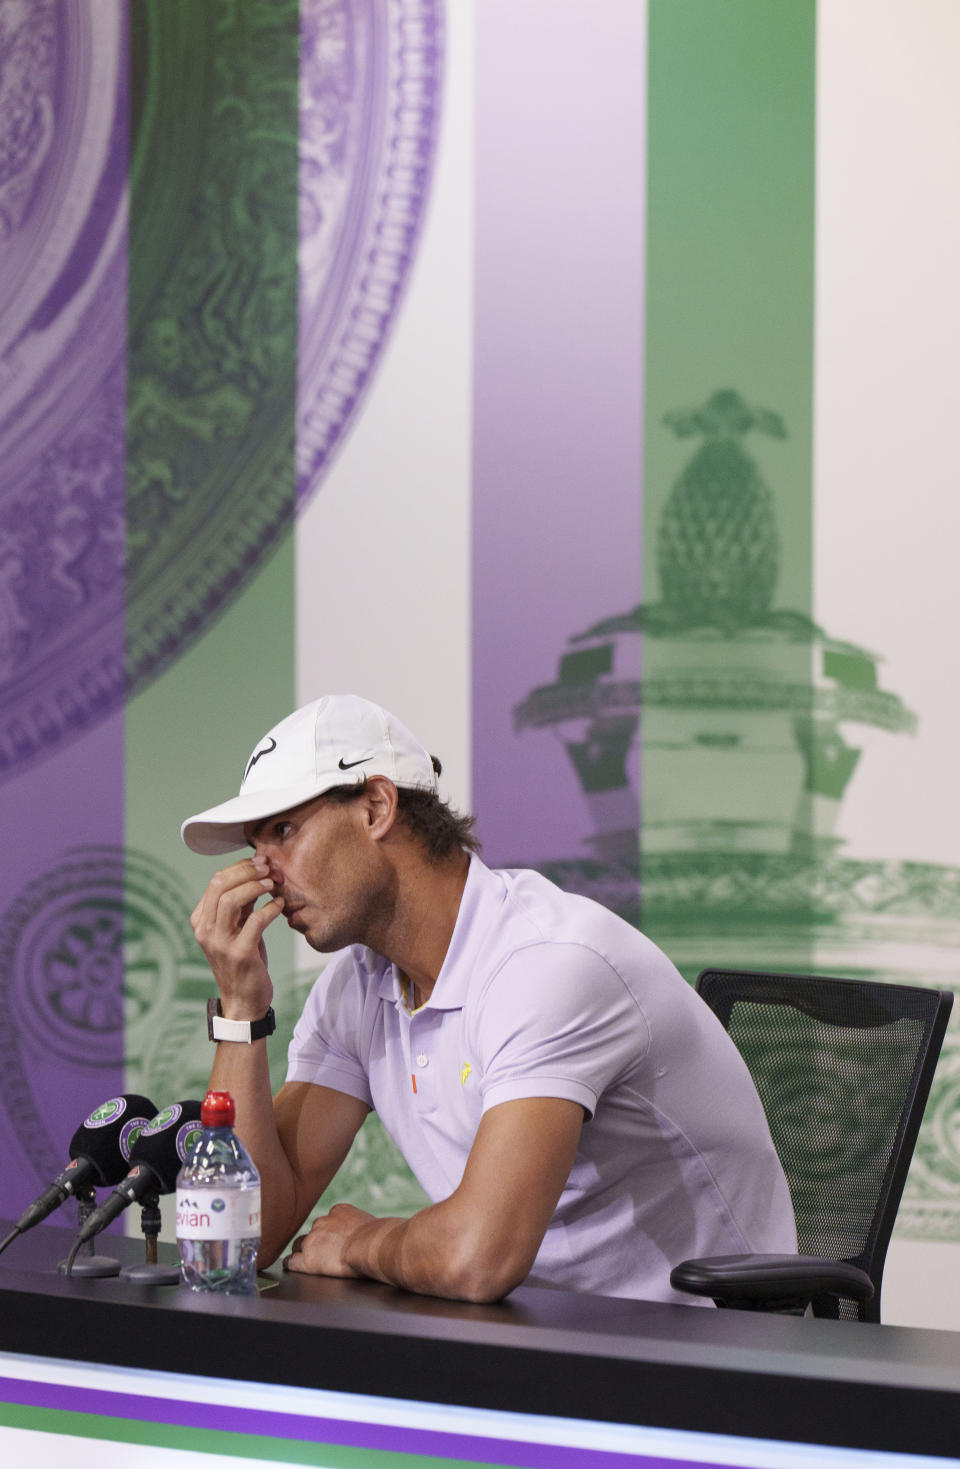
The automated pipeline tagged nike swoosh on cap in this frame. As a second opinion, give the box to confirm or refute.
[338,755,373,770]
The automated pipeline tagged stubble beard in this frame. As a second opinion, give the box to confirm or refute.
[293,867,399,957]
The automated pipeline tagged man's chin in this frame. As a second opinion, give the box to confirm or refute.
[285,908,353,953]
[293,925,342,955]
[285,911,315,942]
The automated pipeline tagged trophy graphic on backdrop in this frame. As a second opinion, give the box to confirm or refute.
[514,389,960,1242]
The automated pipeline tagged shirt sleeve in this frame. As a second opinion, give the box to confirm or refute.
[472,941,650,1120]
[285,951,374,1108]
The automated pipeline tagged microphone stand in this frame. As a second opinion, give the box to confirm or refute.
[119,1191,180,1285]
[58,1187,120,1278]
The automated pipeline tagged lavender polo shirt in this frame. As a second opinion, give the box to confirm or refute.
[286,855,797,1304]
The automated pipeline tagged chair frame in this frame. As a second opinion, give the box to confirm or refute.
[670,968,954,1322]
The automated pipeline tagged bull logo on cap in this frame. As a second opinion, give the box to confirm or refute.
[243,737,277,784]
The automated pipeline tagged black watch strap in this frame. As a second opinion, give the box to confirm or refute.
[207,997,276,1044]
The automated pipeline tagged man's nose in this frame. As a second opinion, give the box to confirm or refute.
[252,844,282,879]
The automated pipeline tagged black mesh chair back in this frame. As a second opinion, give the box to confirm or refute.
[694,969,953,1322]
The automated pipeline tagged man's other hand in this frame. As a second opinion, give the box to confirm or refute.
[283,1203,374,1278]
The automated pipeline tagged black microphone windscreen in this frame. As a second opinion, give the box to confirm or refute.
[12,1093,159,1236]
[66,1094,158,1186]
[129,1100,204,1193]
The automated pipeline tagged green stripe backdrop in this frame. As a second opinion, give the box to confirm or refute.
[641,0,817,964]
[124,0,298,1109]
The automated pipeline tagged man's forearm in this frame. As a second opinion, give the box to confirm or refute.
[342,1203,527,1304]
[290,1099,584,1301]
[207,1037,299,1266]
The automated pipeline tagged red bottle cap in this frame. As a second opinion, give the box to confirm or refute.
[201,1090,236,1127]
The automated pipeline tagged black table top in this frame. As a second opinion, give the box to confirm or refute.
[2,1222,960,1457]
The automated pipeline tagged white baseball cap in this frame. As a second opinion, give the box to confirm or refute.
[180,694,439,855]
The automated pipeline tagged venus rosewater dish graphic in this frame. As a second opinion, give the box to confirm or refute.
[0,0,441,778]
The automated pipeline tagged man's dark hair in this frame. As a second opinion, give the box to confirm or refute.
[323,758,481,862]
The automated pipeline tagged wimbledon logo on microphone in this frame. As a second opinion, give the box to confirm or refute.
[147,1104,182,1132]
[139,1105,200,1161]
[181,1124,203,1158]
[85,1098,127,1128]
[119,1117,150,1162]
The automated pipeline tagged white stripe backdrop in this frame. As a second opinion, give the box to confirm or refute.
[814,0,960,1330]
[295,1,475,879]
[815,0,960,870]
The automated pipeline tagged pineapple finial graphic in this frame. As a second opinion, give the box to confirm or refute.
[658,388,785,625]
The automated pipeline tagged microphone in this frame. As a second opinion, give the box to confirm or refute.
[69,1100,203,1251]
[3,1094,157,1249]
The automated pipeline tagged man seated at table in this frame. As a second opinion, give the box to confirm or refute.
[182,694,796,1304]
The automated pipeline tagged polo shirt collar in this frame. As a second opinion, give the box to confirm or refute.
[423,853,504,1011]
[375,854,505,1013]
[377,960,406,1008]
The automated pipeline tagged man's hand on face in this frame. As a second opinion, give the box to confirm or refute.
[190,854,284,1016]
[282,1203,373,1279]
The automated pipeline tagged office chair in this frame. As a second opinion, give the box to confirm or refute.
[670,969,953,1322]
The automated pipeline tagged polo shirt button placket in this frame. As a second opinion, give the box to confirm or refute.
[412,1047,431,1107]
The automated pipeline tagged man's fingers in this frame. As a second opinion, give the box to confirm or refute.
[189,856,278,1009]
[191,858,274,932]
[245,893,285,941]
[216,877,277,923]
[195,877,277,937]
[283,1234,308,1272]
[209,856,271,890]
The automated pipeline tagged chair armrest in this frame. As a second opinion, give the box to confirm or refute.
[670,1253,875,1312]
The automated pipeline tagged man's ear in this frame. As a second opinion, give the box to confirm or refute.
[362,776,399,840]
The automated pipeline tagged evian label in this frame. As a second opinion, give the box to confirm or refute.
[175,1188,261,1240]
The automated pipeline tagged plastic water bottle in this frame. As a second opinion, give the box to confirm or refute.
[176,1090,260,1295]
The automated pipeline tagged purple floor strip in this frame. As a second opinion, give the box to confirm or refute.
[0,1372,740,1468]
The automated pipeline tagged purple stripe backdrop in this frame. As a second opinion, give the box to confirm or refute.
[1,721,126,1221]
[472,0,647,870]
[0,0,128,1219]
